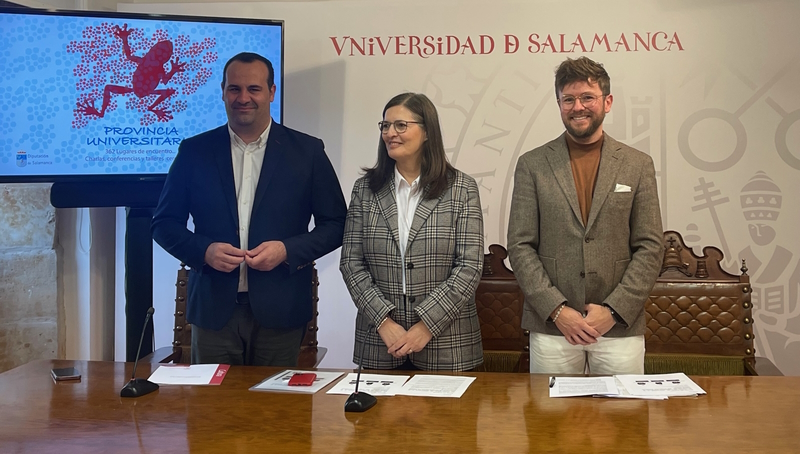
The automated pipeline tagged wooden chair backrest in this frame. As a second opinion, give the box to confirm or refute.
[645,230,755,359]
[168,263,323,367]
[475,232,763,374]
[475,244,529,372]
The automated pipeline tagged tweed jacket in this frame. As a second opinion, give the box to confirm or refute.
[507,133,664,337]
[340,169,484,371]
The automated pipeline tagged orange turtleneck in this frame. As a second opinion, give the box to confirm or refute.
[566,134,603,227]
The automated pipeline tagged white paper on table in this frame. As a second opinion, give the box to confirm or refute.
[147,364,230,385]
[548,376,620,398]
[326,373,410,396]
[395,374,476,398]
[600,377,668,400]
[615,373,706,398]
[249,369,343,394]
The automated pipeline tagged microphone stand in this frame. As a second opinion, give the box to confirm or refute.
[344,327,377,412]
[121,307,160,397]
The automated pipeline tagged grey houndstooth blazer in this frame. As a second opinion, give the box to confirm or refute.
[340,169,484,371]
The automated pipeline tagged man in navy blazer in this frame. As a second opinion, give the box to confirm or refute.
[152,52,347,366]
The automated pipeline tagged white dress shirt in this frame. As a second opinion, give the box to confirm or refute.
[228,121,272,292]
[395,165,422,294]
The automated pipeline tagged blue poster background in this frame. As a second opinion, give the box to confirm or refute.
[0,13,282,177]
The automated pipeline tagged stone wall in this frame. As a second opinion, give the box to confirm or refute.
[0,183,58,373]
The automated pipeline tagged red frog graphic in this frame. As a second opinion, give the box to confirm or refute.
[79,24,186,121]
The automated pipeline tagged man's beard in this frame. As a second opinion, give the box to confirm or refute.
[564,110,605,140]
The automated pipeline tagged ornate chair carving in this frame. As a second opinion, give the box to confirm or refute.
[474,244,530,372]
[644,230,780,375]
[146,263,326,368]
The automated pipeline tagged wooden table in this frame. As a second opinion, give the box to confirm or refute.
[0,360,798,453]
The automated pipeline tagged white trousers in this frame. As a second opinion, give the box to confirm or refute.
[529,332,645,375]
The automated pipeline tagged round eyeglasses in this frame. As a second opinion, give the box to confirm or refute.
[558,94,606,110]
[378,120,424,133]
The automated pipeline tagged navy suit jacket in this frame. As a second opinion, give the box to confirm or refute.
[151,123,347,331]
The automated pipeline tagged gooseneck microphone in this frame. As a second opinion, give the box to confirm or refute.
[121,307,159,398]
[345,322,378,412]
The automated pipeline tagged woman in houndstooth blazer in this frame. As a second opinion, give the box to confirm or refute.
[340,93,485,371]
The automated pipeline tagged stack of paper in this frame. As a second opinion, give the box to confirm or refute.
[326,373,410,396]
[615,373,707,398]
[548,376,620,398]
[327,373,476,398]
[396,374,476,398]
[548,373,706,400]
[148,364,230,385]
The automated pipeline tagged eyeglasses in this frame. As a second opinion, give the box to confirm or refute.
[378,120,424,134]
[558,94,606,110]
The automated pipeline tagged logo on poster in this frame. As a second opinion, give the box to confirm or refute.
[16,151,26,167]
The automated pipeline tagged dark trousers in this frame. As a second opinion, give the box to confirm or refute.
[191,294,304,366]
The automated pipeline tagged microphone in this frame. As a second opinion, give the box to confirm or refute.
[121,307,159,398]
[345,321,377,412]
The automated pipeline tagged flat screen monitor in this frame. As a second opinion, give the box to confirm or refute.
[0,7,284,186]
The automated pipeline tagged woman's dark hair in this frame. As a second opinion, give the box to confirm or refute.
[363,93,454,199]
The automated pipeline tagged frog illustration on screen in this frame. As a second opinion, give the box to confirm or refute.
[78,24,185,121]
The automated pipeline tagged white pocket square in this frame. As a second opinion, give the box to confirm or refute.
[614,184,631,193]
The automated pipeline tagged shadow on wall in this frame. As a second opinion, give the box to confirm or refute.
[284,60,347,171]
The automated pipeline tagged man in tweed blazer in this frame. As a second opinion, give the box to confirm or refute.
[507,57,663,375]
[340,93,484,371]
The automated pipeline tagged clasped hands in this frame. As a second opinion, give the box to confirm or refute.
[204,241,286,272]
[554,303,616,346]
[378,317,432,358]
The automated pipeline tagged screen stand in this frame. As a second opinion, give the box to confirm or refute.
[125,207,155,362]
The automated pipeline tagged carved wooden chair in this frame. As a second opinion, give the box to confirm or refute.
[473,235,782,375]
[473,244,530,372]
[146,263,326,368]
[644,230,780,375]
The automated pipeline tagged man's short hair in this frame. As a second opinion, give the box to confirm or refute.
[554,57,610,97]
[221,52,275,88]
